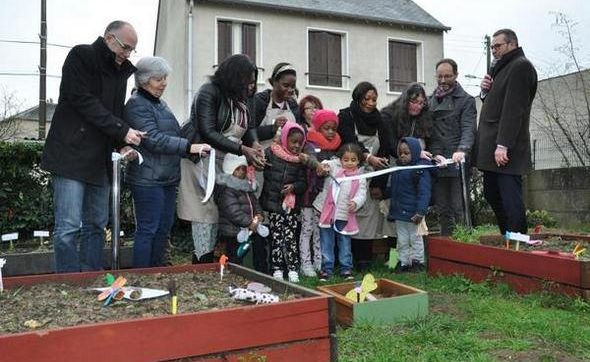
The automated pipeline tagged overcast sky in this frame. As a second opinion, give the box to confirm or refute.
[0,0,589,113]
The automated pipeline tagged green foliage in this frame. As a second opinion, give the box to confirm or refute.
[526,209,558,228]
[0,141,136,243]
[0,141,53,235]
[451,224,497,244]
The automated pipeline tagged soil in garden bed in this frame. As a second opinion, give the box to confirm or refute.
[479,235,590,261]
[0,270,304,334]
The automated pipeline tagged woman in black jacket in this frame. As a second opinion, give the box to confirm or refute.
[337,82,389,263]
[177,54,264,264]
[124,56,209,268]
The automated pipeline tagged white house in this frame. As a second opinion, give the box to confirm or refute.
[154,0,449,121]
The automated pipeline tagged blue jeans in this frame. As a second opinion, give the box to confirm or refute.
[130,184,177,267]
[319,220,353,275]
[52,175,110,273]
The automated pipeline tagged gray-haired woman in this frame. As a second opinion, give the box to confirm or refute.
[124,56,210,268]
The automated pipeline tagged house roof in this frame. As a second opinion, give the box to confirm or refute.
[10,102,57,122]
[201,0,450,31]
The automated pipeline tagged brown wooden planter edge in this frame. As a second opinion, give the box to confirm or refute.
[0,263,336,362]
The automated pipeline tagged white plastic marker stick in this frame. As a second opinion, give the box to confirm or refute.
[1,233,18,250]
[34,230,50,247]
[0,258,6,293]
[201,148,216,204]
[506,231,530,251]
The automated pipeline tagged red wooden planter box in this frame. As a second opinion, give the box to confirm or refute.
[427,235,590,300]
[0,264,336,362]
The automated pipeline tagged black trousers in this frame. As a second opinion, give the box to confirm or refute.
[482,171,527,235]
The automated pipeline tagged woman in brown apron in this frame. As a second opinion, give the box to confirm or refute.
[177,54,264,264]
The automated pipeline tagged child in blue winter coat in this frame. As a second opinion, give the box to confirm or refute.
[388,137,435,272]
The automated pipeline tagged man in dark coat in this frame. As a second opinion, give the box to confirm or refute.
[475,29,538,236]
[42,21,145,273]
[429,58,477,236]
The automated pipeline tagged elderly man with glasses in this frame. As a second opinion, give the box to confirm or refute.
[42,20,145,273]
[475,28,538,238]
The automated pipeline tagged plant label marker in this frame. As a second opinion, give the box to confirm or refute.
[34,230,50,247]
[1,233,18,250]
[219,254,228,282]
[0,258,5,293]
[506,231,530,251]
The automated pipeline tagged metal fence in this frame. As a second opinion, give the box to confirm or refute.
[531,134,589,170]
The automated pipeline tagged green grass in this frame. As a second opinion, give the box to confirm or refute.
[299,265,590,361]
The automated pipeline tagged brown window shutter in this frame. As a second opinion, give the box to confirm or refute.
[327,32,342,87]
[242,23,257,64]
[217,21,233,63]
[309,31,342,87]
[389,41,417,92]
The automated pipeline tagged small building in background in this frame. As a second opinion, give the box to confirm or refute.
[154,0,448,121]
[0,100,56,141]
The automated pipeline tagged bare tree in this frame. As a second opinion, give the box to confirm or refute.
[0,85,24,141]
[531,13,590,168]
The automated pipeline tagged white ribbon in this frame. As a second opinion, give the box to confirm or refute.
[335,158,454,183]
[201,148,216,204]
[111,149,144,164]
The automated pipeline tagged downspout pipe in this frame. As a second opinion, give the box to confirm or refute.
[187,0,194,116]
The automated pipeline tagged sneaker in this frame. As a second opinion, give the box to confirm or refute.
[287,270,300,283]
[272,270,284,281]
[393,262,411,273]
[341,271,354,281]
[318,271,331,282]
[301,264,317,277]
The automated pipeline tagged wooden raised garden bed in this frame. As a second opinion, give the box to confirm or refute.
[0,264,336,361]
[427,233,590,300]
[317,278,428,327]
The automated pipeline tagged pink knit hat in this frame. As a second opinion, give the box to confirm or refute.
[311,109,339,130]
[280,121,306,150]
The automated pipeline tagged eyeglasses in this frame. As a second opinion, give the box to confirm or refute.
[436,74,456,81]
[490,42,507,50]
[110,33,136,53]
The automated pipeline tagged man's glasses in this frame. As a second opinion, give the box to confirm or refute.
[110,33,136,53]
[490,42,507,50]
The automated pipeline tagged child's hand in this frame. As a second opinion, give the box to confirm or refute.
[281,184,294,194]
[410,214,424,224]
[348,201,357,213]
[255,213,265,223]
[298,153,310,163]
[317,163,330,176]
[249,219,258,232]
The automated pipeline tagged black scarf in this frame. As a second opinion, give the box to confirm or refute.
[491,47,525,78]
[137,87,161,103]
[349,100,381,136]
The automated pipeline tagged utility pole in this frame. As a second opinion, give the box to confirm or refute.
[484,35,491,72]
[38,0,47,140]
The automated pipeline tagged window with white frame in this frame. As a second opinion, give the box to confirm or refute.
[388,40,419,92]
[307,29,347,88]
[216,19,260,67]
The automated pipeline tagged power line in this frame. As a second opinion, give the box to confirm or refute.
[0,72,61,78]
[0,39,72,49]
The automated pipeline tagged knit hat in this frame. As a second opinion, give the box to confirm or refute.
[311,109,339,130]
[280,121,306,150]
[222,153,248,175]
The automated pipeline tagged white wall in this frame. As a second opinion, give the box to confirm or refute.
[156,0,444,121]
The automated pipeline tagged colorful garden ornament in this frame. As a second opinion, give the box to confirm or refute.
[345,273,378,303]
[573,243,586,260]
[97,276,127,306]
